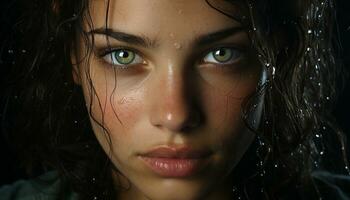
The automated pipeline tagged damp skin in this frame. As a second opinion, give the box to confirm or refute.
[73,0,263,200]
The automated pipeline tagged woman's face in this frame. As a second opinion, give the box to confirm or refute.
[74,0,263,199]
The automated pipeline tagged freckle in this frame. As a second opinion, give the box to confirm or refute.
[174,42,182,50]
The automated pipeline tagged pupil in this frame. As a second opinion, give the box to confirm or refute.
[218,50,226,57]
[119,51,129,58]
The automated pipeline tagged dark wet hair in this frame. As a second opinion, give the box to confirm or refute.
[1,0,348,199]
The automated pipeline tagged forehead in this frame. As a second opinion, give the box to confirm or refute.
[88,0,242,37]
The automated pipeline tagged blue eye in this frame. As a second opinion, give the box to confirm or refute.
[203,48,241,64]
[103,49,144,66]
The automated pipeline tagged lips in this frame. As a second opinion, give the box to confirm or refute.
[139,146,212,177]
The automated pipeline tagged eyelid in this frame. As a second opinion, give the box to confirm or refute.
[97,46,143,58]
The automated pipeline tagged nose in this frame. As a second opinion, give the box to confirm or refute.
[148,64,201,132]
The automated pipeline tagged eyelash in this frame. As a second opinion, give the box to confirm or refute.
[99,47,243,68]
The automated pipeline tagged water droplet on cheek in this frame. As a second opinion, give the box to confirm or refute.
[178,9,183,14]
[174,43,182,50]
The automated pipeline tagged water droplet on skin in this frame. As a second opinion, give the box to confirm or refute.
[169,33,175,38]
[174,43,182,50]
[178,9,183,14]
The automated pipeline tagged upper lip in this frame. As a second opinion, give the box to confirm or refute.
[140,145,213,159]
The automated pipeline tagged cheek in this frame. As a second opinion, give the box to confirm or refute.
[201,85,257,162]
[80,68,145,149]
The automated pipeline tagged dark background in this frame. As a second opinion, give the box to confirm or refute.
[0,0,349,186]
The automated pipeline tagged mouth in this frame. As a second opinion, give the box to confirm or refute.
[138,145,213,178]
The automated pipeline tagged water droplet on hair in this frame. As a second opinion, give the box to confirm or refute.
[320,151,324,155]
[232,186,237,192]
[316,134,320,138]
[253,27,257,31]
[74,120,78,124]
[272,67,276,76]
[322,126,326,130]
[21,49,27,53]
[174,43,182,50]
[307,47,311,51]
[8,49,14,54]
[93,197,98,200]
[308,29,312,34]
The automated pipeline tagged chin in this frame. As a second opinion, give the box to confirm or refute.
[137,178,212,200]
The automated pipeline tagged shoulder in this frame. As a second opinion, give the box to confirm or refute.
[0,171,78,200]
[312,170,350,200]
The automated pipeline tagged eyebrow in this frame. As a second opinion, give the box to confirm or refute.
[89,26,245,48]
[89,28,157,48]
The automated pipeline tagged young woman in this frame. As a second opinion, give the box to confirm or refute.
[1,0,349,199]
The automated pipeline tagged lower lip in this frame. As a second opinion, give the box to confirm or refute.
[140,156,210,177]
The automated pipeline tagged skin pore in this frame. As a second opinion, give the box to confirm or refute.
[73,0,263,199]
